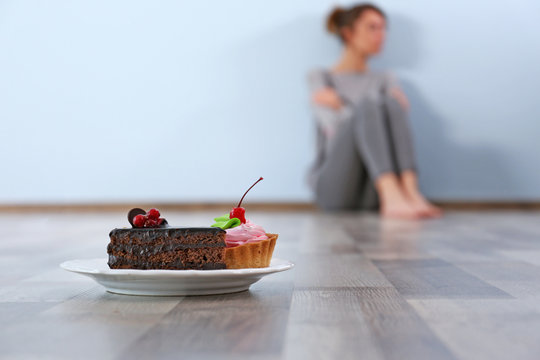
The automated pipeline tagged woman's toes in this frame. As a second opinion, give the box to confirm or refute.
[380,203,423,219]
[410,200,443,218]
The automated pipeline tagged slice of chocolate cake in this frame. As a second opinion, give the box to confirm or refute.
[108,227,226,270]
[107,208,226,270]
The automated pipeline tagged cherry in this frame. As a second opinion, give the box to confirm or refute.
[147,208,160,220]
[229,177,263,224]
[133,214,146,227]
[230,207,246,224]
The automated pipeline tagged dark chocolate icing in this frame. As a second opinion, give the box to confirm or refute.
[109,227,225,241]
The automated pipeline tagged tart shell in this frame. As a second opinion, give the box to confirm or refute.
[224,233,278,269]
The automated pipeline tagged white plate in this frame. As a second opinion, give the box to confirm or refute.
[60,258,294,296]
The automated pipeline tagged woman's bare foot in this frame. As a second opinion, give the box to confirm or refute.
[380,198,423,219]
[376,173,423,219]
[406,193,443,218]
[400,170,443,218]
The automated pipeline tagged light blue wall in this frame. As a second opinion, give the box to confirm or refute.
[1,0,539,203]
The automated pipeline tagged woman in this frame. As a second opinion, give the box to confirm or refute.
[308,3,441,219]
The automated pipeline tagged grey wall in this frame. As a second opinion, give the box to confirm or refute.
[1,0,539,203]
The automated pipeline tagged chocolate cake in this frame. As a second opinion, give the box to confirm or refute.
[107,227,226,270]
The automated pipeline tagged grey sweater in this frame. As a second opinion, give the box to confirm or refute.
[307,69,400,186]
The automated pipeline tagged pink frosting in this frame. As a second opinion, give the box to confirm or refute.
[225,220,268,247]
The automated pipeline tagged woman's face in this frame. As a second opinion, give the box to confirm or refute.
[344,10,386,56]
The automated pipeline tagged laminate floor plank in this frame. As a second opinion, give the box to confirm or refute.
[372,259,512,299]
[2,210,540,359]
[0,287,183,360]
[120,282,294,360]
[408,298,540,360]
[284,287,456,360]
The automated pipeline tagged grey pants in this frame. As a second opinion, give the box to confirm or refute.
[313,95,416,211]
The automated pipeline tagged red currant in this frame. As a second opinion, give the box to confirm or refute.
[147,208,160,220]
[133,214,146,227]
[144,219,158,228]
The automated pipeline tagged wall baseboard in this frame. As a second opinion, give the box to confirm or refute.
[1,201,540,212]
[433,201,540,210]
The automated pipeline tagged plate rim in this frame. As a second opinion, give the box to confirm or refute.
[60,257,294,277]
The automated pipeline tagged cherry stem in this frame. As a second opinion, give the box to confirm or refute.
[237,177,263,208]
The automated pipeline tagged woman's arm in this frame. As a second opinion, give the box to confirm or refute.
[312,87,343,110]
[383,72,409,110]
[307,70,353,138]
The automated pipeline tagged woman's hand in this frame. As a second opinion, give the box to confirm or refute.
[312,87,343,110]
[389,87,410,111]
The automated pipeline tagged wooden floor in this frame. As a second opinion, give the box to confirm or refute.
[2,210,540,360]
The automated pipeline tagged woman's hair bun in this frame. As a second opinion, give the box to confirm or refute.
[326,7,346,34]
[325,3,386,41]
